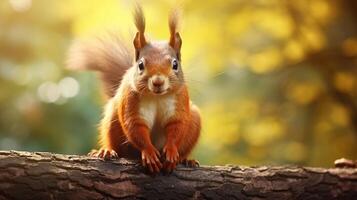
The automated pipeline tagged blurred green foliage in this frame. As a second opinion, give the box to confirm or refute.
[0,0,356,167]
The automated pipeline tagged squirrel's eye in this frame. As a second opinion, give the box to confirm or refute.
[172,59,179,71]
[138,60,144,71]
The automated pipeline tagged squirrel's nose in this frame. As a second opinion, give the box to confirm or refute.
[152,79,164,88]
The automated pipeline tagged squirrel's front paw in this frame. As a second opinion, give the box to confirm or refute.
[88,149,118,160]
[163,144,179,163]
[141,146,162,173]
[162,144,179,173]
[162,160,177,174]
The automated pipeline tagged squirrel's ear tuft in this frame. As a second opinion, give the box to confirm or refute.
[168,9,182,59]
[133,4,147,60]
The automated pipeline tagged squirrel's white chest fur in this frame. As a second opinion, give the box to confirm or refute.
[139,94,176,149]
[139,94,176,129]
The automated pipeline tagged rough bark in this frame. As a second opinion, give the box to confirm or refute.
[0,151,356,200]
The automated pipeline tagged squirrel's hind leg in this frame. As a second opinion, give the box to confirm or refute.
[178,105,201,167]
[88,99,126,160]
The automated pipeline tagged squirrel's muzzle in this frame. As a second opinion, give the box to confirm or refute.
[148,74,169,95]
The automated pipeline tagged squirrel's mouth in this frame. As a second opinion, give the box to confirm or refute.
[151,88,168,95]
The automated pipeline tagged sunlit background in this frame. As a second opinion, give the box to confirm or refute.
[1,0,357,167]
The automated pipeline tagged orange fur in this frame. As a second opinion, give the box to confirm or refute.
[69,5,200,173]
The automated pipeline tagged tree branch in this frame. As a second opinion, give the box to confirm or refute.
[0,151,356,200]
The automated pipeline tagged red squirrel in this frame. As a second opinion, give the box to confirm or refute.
[67,6,201,173]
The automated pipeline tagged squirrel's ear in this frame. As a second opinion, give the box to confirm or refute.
[169,32,182,59]
[133,4,147,60]
[133,32,146,60]
[168,9,182,59]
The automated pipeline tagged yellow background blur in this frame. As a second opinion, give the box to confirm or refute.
[0,0,356,167]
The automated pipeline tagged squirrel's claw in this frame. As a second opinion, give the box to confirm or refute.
[88,149,118,160]
[163,144,179,163]
[163,161,177,174]
[180,159,199,167]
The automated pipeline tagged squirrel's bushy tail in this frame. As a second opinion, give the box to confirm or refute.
[67,33,133,98]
